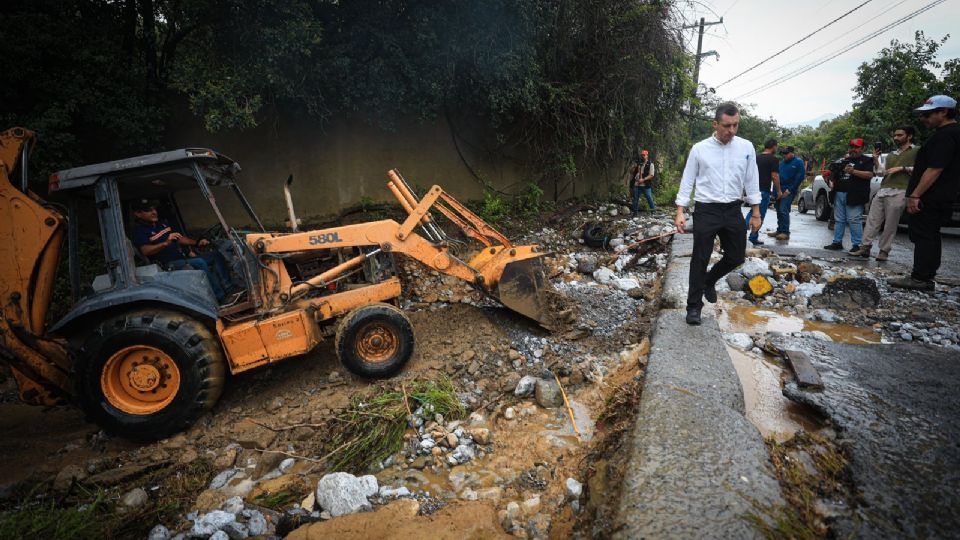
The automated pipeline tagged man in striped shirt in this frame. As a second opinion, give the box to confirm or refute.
[676,102,762,325]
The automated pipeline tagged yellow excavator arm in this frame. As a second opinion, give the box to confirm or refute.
[0,127,72,405]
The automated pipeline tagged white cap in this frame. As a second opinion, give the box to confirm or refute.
[915,95,957,111]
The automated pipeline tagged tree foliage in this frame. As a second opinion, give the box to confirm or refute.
[1,0,689,195]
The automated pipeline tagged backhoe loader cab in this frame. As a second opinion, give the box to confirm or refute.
[2,126,555,440]
[48,148,264,330]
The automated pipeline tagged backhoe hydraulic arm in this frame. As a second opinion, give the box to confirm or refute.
[249,171,552,326]
[0,127,72,405]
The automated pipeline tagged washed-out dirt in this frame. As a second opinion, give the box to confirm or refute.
[0,204,673,538]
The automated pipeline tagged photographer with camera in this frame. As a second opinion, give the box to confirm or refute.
[850,127,917,261]
[823,138,873,252]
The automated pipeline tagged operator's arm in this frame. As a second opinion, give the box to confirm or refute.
[138,232,183,258]
[771,171,782,196]
[674,147,699,233]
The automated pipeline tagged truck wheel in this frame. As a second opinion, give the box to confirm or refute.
[335,303,414,379]
[797,197,808,214]
[74,309,225,441]
[815,193,829,221]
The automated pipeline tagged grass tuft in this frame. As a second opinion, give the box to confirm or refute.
[326,378,464,473]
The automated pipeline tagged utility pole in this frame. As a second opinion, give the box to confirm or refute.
[684,16,722,114]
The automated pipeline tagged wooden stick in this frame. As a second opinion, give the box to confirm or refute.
[401,382,413,416]
[554,373,582,443]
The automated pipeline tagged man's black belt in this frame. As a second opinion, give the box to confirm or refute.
[696,200,743,208]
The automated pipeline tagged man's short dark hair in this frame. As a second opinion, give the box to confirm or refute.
[763,139,778,149]
[896,125,915,138]
[714,101,739,121]
[946,107,958,120]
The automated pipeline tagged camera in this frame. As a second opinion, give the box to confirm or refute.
[874,141,882,151]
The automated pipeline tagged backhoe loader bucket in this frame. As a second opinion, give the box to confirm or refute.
[493,257,556,329]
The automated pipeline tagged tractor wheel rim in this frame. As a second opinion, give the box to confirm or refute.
[355,322,399,363]
[101,345,181,415]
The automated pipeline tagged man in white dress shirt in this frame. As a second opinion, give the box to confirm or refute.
[675,102,762,325]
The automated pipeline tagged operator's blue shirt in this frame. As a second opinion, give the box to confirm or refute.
[778,156,805,194]
[132,220,183,264]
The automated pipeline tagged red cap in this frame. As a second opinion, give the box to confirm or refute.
[849,138,864,148]
[641,150,649,156]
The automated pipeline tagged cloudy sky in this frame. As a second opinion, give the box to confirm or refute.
[687,0,960,126]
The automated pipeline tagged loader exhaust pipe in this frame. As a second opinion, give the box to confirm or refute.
[283,174,299,232]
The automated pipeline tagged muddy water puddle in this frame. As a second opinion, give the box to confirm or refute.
[721,305,881,344]
[719,304,881,441]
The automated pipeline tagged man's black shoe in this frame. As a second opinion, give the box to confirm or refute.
[704,282,717,303]
[823,242,844,250]
[685,308,702,325]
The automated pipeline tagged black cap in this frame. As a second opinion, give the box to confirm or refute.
[131,198,159,211]
[781,146,795,154]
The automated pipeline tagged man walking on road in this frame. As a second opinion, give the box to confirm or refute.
[824,139,873,252]
[746,139,781,246]
[768,145,804,241]
[676,102,761,325]
[851,126,918,261]
[889,95,960,291]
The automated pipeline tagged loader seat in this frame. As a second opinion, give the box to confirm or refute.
[90,238,164,293]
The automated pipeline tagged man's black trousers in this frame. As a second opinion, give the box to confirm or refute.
[688,201,747,310]
[907,202,951,282]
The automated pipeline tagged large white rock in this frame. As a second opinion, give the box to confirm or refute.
[358,475,379,498]
[613,278,641,291]
[190,510,236,537]
[514,375,538,397]
[316,472,374,517]
[592,267,615,284]
[565,478,583,498]
[724,333,755,351]
[795,283,825,298]
[740,257,772,278]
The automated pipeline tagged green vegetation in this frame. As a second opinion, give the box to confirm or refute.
[0,459,215,539]
[325,378,464,473]
[3,0,689,198]
[0,492,106,540]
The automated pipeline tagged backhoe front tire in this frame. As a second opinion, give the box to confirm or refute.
[335,303,414,379]
[74,309,226,441]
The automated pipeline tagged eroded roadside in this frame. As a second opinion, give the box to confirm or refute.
[0,203,673,539]
[714,244,960,538]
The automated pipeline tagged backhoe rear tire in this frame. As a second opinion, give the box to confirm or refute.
[74,309,226,441]
[335,303,414,379]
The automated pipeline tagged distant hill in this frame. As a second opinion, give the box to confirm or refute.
[782,113,838,128]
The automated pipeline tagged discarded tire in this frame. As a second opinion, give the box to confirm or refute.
[582,221,609,248]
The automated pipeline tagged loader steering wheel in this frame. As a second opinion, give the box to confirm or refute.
[197,223,226,246]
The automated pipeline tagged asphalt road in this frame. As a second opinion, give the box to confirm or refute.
[774,336,960,539]
[752,209,960,282]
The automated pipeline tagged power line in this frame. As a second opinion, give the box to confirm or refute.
[734,0,946,100]
[715,0,873,88]
[723,0,908,90]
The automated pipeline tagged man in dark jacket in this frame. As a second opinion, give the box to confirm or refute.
[889,95,960,291]
[824,139,873,251]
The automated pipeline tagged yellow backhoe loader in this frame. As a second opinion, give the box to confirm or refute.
[0,127,553,440]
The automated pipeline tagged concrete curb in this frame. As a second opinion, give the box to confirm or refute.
[613,231,785,539]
